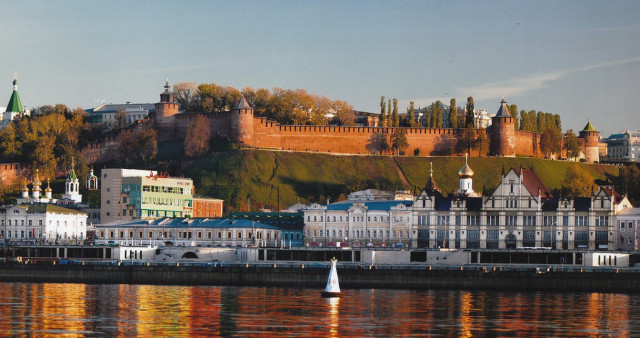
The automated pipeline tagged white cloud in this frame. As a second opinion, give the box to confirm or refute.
[454,56,640,101]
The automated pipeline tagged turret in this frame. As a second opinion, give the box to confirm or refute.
[154,80,180,140]
[580,119,600,163]
[490,98,515,157]
[230,95,254,145]
[31,169,41,199]
[86,166,99,190]
[457,154,476,196]
[21,177,29,198]
[45,178,52,199]
[63,158,82,203]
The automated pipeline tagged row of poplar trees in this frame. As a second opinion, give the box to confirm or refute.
[379,96,477,128]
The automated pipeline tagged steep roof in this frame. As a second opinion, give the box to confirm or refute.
[6,79,23,113]
[494,98,511,118]
[235,95,252,110]
[583,120,596,132]
[513,167,552,198]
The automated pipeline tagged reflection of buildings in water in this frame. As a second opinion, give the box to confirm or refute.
[459,292,473,338]
[587,293,631,336]
[134,285,191,337]
[189,287,222,335]
[28,284,87,334]
[328,297,340,338]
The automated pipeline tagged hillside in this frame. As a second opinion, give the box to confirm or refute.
[185,150,620,213]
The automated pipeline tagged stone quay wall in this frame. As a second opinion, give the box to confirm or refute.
[1,263,639,293]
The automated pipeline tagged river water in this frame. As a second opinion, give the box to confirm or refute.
[0,282,639,336]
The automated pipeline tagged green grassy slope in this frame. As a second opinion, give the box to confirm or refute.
[186,150,620,213]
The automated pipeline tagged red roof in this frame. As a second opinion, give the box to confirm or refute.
[513,168,552,198]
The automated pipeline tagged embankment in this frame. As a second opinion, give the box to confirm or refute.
[1,263,638,293]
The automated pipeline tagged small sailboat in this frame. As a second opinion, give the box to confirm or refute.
[321,257,341,297]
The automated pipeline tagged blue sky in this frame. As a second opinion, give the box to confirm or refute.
[1,0,639,136]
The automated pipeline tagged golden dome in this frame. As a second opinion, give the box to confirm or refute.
[458,155,474,178]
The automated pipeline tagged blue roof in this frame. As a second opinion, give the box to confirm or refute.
[326,200,413,211]
[574,198,591,211]
[99,218,279,230]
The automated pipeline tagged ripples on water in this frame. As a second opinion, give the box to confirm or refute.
[0,282,638,336]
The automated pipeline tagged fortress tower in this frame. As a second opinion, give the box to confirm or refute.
[230,95,254,145]
[154,80,179,140]
[580,119,599,163]
[490,98,516,157]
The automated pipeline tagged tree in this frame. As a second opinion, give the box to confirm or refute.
[138,129,158,166]
[380,96,387,127]
[564,130,581,160]
[407,101,415,127]
[391,129,409,155]
[332,100,355,126]
[434,100,443,128]
[366,133,389,155]
[116,130,137,167]
[173,82,199,111]
[392,99,399,127]
[476,130,489,156]
[115,109,127,131]
[509,104,519,130]
[561,165,594,197]
[184,114,211,157]
[540,128,562,158]
[449,98,457,128]
[465,96,474,127]
[454,125,478,155]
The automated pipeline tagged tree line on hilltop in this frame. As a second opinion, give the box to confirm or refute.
[173,82,355,126]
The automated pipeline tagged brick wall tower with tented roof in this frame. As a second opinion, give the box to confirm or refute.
[154,80,180,140]
[490,98,516,157]
[230,95,254,145]
[580,119,600,163]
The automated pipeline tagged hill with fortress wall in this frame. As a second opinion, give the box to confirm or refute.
[82,81,596,165]
[152,81,555,159]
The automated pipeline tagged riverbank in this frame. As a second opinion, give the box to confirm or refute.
[1,262,638,293]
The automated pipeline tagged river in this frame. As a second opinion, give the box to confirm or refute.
[0,283,638,336]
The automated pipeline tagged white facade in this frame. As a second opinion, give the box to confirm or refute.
[303,201,415,248]
[615,208,640,251]
[605,131,640,162]
[0,204,87,244]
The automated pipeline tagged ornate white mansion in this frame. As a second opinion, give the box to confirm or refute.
[303,160,632,250]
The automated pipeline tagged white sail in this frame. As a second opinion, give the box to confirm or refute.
[324,258,341,294]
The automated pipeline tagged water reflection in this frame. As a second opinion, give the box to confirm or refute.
[0,283,639,336]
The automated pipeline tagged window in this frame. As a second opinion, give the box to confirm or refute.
[595,216,609,227]
[487,214,499,226]
[575,216,587,226]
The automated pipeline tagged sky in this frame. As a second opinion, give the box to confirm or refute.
[1,0,639,136]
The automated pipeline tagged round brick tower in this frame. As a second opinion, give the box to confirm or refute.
[154,80,179,119]
[230,95,254,145]
[153,80,179,140]
[490,98,516,157]
[579,119,599,163]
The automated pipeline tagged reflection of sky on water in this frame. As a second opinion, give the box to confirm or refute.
[0,283,637,336]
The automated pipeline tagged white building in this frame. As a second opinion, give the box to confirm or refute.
[615,208,640,251]
[0,204,87,244]
[95,218,281,247]
[1,77,29,129]
[303,200,414,248]
[605,130,640,162]
[304,160,627,251]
